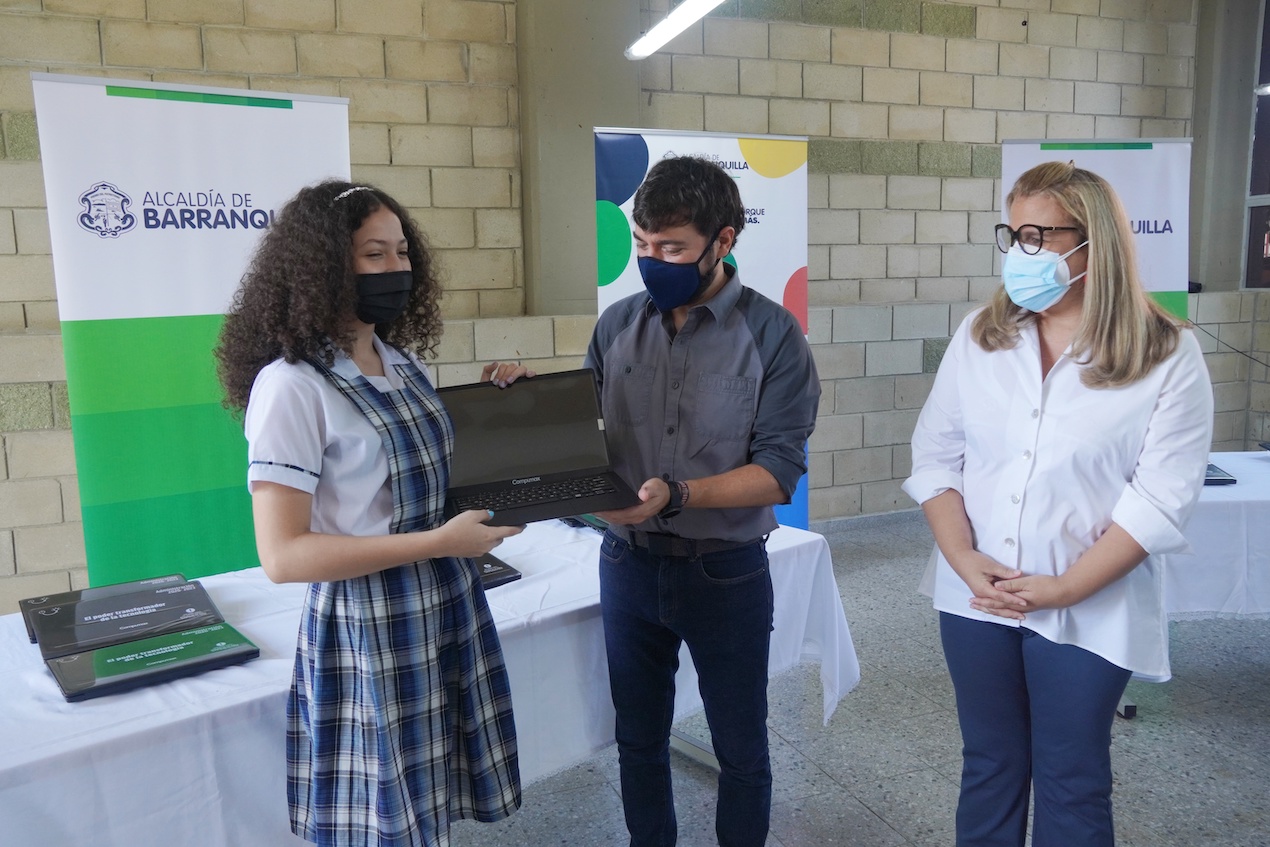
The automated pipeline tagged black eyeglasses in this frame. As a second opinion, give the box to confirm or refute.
[995,223,1084,255]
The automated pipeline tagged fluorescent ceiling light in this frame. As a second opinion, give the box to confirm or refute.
[1257,83,1270,95]
[625,0,727,60]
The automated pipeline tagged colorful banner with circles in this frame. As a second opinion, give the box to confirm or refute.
[593,128,811,527]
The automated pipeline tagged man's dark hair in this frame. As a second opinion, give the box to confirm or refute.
[631,155,746,246]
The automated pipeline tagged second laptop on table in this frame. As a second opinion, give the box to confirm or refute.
[437,367,639,526]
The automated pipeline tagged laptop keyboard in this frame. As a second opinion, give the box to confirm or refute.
[453,475,619,513]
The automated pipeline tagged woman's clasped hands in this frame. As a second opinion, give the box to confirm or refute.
[950,550,1076,620]
[947,550,1027,621]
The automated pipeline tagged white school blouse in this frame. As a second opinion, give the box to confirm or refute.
[902,309,1213,681]
[244,337,425,538]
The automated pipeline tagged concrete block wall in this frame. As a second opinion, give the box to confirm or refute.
[1254,292,1270,446]
[634,0,1263,521]
[1191,291,1258,450]
[3,0,1266,606]
[0,0,522,610]
[1203,290,1270,450]
[0,1,523,322]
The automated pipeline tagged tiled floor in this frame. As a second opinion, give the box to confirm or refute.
[451,509,1270,847]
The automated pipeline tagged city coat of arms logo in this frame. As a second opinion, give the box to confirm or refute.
[77,182,137,238]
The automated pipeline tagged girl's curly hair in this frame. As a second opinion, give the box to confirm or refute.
[215,180,443,411]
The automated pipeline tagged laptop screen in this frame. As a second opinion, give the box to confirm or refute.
[439,369,611,488]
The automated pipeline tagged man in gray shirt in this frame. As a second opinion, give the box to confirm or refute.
[585,156,820,847]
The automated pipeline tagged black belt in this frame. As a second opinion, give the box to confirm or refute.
[609,527,758,557]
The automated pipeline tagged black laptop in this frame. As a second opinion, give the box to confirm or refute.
[438,368,639,526]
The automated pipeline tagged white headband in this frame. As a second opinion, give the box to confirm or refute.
[332,185,373,204]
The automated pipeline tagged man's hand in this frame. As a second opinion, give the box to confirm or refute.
[593,477,671,526]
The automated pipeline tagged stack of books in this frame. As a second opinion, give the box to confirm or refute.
[20,575,259,702]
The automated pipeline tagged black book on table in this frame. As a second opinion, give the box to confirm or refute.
[29,580,224,660]
[19,574,188,644]
[45,621,259,702]
[475,552,522,589]
[1204,463,1236,486]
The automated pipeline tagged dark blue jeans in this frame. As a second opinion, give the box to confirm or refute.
[600,531,774,847]
[940,613,1133,847]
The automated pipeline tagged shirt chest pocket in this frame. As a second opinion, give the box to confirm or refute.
[691,373,757,441]
[607,361,657,427]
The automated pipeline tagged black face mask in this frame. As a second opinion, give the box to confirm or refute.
[354,270,412,325]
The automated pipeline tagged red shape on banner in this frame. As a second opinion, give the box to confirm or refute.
[782,266,809,334]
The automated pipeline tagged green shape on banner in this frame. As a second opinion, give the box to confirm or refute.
[62,313,256,584]
[1040,142,1152,151]
[1152,290,1188,320]
[82,486,258,584]
[71,403,247,507]
[106,85,292,109]
[724,254,738,269]
[596,200,633,287]
[62,315,228,414]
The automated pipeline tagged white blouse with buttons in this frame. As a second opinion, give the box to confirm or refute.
[903,308,1213,680]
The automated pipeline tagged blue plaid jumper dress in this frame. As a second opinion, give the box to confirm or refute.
[288,356,520,847]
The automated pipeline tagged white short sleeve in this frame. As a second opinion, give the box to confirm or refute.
[245,361,326,495]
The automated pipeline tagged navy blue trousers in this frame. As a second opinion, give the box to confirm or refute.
[600,531,773,847]
[940,613,1132,847]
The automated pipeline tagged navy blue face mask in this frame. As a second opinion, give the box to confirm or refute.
[636,231,723,312]
[354,270,413,325]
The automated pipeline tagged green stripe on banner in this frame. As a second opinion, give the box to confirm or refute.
[1152,290,1188,320]
[62,316,227,414]
[1040,142,1153,150]
[81,487,258,584]
[62,314,256,584]
[72,403,247,507]
[106,85,292,109]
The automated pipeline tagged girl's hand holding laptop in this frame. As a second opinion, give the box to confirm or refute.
[482,361,536,388]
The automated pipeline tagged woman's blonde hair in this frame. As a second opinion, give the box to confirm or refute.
[972,160,1180,387]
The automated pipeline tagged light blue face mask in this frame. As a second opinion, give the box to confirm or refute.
[1001,240,1089,312]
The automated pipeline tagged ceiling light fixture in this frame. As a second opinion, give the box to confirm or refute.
[625,0,727,60]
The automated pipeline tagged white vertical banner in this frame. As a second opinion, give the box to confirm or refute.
[1001,140,1191,318]
[593,128,809,329]
[33,73,350,584]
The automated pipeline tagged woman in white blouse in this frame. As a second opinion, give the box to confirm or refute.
[903,161,1212,847]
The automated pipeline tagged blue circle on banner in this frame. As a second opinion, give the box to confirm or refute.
[594,133,649,206]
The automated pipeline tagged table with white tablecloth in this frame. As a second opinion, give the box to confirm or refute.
[1162,451,1270,618]
[0,522,859,847]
